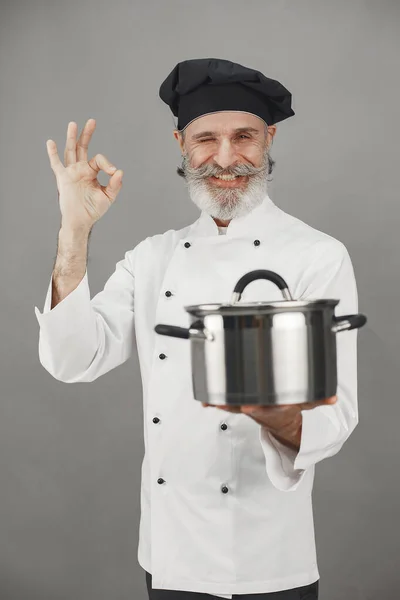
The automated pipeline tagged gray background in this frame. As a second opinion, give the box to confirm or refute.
[0,0,399,598]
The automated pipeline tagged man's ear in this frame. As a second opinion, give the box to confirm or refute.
[266,125,277,151]
[173,130,185,154]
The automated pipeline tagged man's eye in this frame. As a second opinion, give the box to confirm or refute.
[199,135,250,143]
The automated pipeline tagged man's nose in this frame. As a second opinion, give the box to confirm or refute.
[213,140,240,170]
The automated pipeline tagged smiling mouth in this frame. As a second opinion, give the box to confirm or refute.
[209,175,248,187]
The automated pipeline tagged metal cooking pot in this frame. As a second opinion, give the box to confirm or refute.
[154,270,367,406]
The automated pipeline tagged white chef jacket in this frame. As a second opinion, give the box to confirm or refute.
[34,193,359,598]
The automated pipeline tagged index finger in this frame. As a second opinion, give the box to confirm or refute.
[46,139,64,177]
[76,118,96,162]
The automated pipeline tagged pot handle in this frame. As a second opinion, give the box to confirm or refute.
[154,324,190,339]
[154,319,214,342]
[231,269,293,303]
[331,313,367,333]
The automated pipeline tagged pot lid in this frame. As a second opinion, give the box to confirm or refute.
[185,298,339,317]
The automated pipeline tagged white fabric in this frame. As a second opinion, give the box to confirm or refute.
[34,193,359,598]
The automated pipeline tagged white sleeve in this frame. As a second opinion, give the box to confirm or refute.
[260,241,360,492]
[34,246,138,383]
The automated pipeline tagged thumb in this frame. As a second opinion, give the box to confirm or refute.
[104,169,123,199]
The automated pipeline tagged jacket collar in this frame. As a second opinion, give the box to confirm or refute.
[188,192,281,239]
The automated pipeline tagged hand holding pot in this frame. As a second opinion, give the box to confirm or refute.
[202,395,338,452]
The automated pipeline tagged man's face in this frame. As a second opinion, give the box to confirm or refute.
[174,112,276,222]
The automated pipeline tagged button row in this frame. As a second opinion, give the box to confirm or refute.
[163,239,260,298]
[157,477,229,493]
[152,416,228,431]
[153,417,229,491]
[182,240,261,246]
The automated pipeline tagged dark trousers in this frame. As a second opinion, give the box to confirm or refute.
[145,570,319,599]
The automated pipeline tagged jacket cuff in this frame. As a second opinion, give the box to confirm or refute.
[292,404,349,471]
[34,269,94,337]
[259,424,307,492]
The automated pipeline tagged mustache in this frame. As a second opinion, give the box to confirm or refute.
[182,157,269,180]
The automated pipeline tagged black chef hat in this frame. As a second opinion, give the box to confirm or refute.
[159,57,295,132]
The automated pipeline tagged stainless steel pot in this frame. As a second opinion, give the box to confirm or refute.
[154,270,367,406]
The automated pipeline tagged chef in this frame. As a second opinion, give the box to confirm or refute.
[35,58,359,599]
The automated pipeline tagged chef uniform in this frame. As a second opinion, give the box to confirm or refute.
[34,58,359,599]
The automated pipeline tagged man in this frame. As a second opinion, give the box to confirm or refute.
[35,58,359,599]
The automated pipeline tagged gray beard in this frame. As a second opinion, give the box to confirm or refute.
[186,172,268,221]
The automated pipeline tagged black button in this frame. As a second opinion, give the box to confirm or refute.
[221,485,229,494]
[165,290,172,297]
[184,242,191,248]
[220,423,228,431]
[159,353,166,360]
[153,417,160,424]
[157,478,165,485]
[254,239,261,246]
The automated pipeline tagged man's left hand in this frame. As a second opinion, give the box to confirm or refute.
[201,396,337,452]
